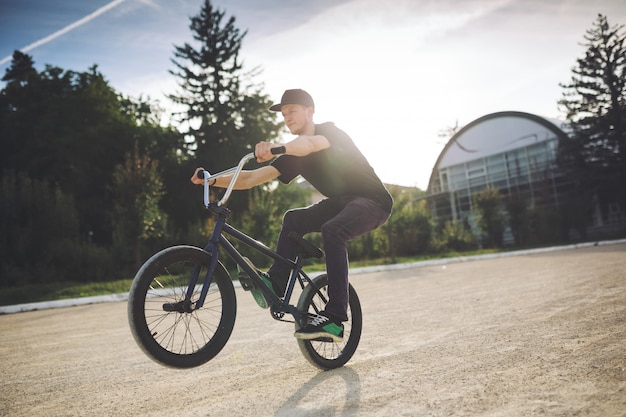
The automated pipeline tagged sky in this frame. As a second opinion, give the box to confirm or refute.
[1,0,626,189]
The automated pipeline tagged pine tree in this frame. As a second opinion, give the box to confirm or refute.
[169,0,281,173]
[558,14,626,212]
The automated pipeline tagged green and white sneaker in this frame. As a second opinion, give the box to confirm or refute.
[295,312,344,342]
[237,257,276,309]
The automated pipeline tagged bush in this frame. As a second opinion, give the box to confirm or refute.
[506,197,530,246]
[473,187,506,248]
[433,219,478,253]
[0,171,120,287]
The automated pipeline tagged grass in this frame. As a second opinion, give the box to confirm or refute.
[0,249,502,307]
[0,280,134,306]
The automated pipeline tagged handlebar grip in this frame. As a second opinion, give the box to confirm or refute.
[271,145,286,155]
[196,170,205,179]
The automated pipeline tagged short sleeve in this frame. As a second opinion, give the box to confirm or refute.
[270,155,300,184]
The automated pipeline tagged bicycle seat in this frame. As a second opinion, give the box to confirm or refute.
[288,232,324,259]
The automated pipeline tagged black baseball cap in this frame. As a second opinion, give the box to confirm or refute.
[269,89,315,112]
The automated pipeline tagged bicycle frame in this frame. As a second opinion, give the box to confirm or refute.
[188,153,323,324]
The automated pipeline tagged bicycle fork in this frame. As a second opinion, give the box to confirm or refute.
[163,217,224,313]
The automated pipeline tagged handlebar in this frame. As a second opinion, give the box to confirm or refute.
[270,145,286,155]
[199,146,286,207]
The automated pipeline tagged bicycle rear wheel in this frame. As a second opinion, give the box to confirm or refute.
[296,274,362,370]
[128,245,236,368]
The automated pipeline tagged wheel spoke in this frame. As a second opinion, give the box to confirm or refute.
[128,246,236,368]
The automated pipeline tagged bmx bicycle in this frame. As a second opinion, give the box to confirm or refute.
[127,151,362,370]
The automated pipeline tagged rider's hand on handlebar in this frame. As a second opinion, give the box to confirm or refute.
[191,167,205,185]
[255,142,280,163]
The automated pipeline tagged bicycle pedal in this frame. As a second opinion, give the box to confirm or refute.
[312,337,335,343]
[238,273,255,291]
[237,256,259,291]
[237,257,270,309]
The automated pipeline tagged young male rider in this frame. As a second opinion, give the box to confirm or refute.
[191,89,392,342]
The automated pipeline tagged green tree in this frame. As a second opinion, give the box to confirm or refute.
[505,195,530,246]
[233,181,310,268]
[1,53,136,243]
[118,93,190,239]
[111,143,168,271]
[382,187,432,259]
[433,218,478,253]
[473,187,506,248]
[1,52,182,282]
[168,0,283,232]
[559,192,592,241]
[169,0,281,171]
[0,170,114,286]
[558,14,626,222]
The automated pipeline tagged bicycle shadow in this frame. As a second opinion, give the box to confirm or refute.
[274,366,361,417]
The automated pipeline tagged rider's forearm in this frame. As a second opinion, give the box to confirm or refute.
[285,135,330,156]
[212,172,252,190]
[214,166,279,190]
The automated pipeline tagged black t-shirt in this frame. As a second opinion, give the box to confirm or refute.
[271,122,393,212]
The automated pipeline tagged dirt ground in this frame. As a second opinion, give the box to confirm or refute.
[1,243,625,417]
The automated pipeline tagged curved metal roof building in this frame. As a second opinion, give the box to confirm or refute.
[425,111,573,243]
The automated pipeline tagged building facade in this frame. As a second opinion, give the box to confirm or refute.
[424,111,624,243]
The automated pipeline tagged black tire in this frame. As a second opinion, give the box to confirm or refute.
[296,274,362,370]
[128,245,236,368]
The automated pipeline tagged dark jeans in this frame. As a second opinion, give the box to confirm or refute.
[268,196,391,322]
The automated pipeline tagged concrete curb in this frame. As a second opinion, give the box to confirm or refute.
[2,238,624,315]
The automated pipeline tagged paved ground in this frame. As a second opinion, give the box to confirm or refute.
[1,242,625,416]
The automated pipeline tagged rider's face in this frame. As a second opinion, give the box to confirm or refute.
[281,104,314,135]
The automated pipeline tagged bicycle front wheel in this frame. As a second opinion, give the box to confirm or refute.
[296,274,362,370]
[128,245,236,368]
